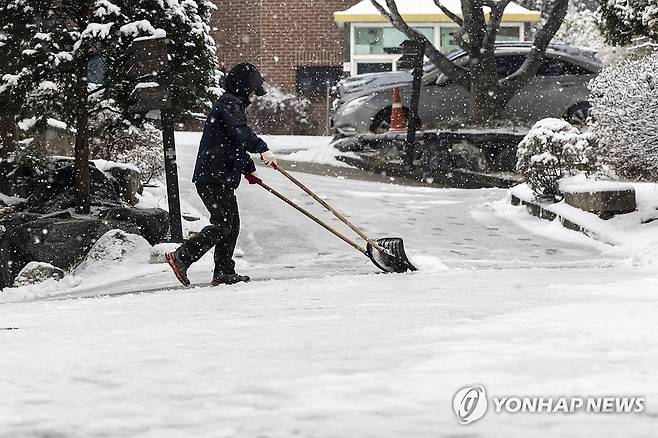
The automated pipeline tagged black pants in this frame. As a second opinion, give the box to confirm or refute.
[176,183,240,276]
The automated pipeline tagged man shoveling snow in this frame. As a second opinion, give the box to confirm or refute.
[166,63,276,287]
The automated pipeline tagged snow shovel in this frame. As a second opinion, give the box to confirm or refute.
[257,164,417,273]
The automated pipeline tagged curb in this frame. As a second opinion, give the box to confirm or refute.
[510,194,616,246]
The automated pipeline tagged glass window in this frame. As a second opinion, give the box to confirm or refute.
[496,26,522,42]
[356,62,393,75]
[354,26,433,55]
[495,55,526,78]
[537,58,565,76]
[537,58,593,76]
[440,26,521,54]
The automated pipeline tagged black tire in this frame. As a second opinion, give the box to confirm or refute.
[370,107,422,134]
[566,102,592,126]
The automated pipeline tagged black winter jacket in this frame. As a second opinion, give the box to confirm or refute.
[192,92,269,188]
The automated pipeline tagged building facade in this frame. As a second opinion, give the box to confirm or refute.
[335,0,541,75]
[212,0,355,97]
[211,0,541,131]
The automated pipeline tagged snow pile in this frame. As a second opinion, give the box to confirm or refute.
[75,229,152,276]
[516,119,597,201]
[285,142,355,167]
[589,52,658,182]
[150,243,181,264]
[92,159,140,173]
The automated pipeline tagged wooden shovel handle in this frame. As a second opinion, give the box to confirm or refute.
[272,163,386,252]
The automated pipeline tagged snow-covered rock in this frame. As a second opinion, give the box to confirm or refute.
[75,229,151,275]
[150,243,181,264]
[93,159,143,205]
[13,261,65,287]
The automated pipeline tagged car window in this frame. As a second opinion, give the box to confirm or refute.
[538,58,593,76]
[495,55,526,78]
[562,61,593,75]
[538,58,565,76]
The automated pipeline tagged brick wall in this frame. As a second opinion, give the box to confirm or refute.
[211,0,357,132]
[212,0,264,73]
[259,0,353,91]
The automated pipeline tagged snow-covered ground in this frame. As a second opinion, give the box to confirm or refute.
[1,134,656,437]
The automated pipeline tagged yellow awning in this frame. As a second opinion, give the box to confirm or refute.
[334,0,541,24]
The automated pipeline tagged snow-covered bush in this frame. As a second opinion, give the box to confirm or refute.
[516,118,598,200]
[86,104,163,184]
[114,125,164,185]
[11,137,47,169]
[247,85,315,135]
[588,52,658,181]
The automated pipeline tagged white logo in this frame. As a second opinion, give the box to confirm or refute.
[453,385,488,425]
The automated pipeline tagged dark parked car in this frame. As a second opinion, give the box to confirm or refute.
[331,42,602,136]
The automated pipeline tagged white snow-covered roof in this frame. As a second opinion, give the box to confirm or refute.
[335,0,541,23]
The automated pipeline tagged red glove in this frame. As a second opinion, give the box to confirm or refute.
[245,173,262,185]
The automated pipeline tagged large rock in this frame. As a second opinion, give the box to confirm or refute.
[0,159,41,199]
[101,207,169,245]
[9,215,108,270]
[0,224,32,290]
[13,261,65,287]
[75,229,151,276]
[0,206,170,289]
[27,161,122,214]
[94,160,143,206]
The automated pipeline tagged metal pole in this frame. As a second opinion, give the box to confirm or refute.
[325,80,332,136]
[405,39,425,168]
[160,109,184,242]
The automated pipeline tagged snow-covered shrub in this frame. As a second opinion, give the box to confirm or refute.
[588,52,658,181]
[247,85,315,135]
[11,137,46,169]
[90,109,164,185]
[516,118,598,200]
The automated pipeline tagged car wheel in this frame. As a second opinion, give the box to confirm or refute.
[370,107,422,134]
[566,102,592,126]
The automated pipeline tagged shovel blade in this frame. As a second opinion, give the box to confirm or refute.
[366,238,418,273]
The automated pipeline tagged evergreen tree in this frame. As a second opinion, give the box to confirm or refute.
[0,0,52,157]
[1,0,221,211]
[598,0,658,45]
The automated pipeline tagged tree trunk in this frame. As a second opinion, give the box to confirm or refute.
[74,60,91,214]
[0,113,18,159]
[468,50,507,123]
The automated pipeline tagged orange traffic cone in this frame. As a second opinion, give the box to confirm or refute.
[388,87,407,133]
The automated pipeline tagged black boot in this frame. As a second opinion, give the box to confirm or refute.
[166,252,190,287]
[211,273,250,286]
